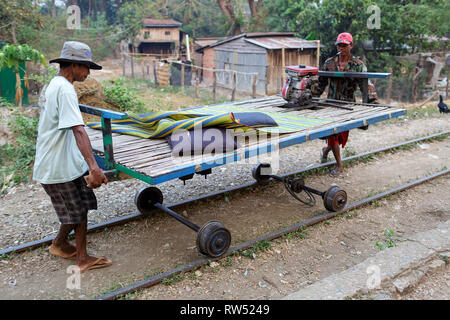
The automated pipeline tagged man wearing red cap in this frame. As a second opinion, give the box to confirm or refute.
[311,32,378,176]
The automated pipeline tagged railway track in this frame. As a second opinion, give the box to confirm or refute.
[1,130,449,300]
[96,167,449,300]
[1,130,448,259]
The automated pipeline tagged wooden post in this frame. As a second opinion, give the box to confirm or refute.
[141,60,145,79]
[316,40,321,67]
[416,90,439,108]
[252,73,258,98]
[153,60,157,84]
[446,74,448,98]
[412,66,422,104]
[181,63,185,92]
[265,66,271,95]
[362,79,369,103]
[130,54,135,79]
[212,70,217,103]
[195,68,200,98]
[231,71,237,101]
[122,53,126,76]
[281,48,286,84]
[387,67,393,104]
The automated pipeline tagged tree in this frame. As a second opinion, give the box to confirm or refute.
[264,0,450,71]
[0,0,46,46]
[247,0,266,31]
[216,0,244,35]
[170,0,224,37]
[117,1,145,50]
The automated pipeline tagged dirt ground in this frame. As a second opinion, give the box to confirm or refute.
[0,135,448,300]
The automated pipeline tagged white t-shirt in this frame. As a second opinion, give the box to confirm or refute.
[33,76,89,184]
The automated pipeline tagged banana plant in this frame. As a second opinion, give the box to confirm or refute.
[0,44,47,107]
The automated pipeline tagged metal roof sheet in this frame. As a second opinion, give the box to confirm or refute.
[143,18,182,27]
[195,39,221,48]
[244,37,318,50]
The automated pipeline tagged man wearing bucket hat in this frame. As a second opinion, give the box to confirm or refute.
[33,41,111,273]
[310,32,379,176]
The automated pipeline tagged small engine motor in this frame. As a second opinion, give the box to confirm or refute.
[281,64,319,107]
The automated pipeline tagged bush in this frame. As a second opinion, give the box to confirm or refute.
[0,112,38,192]
[0,97,14,108]
[102,78,146,114]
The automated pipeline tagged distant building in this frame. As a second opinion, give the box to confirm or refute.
[196,32,320,95]
[131,18,183,58]
[193,37,223,81]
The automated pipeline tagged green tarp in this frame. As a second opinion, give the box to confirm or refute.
[0,62,29,105]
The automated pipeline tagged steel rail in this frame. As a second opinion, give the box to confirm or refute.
[1,130,448,257]
[95,167,450,300]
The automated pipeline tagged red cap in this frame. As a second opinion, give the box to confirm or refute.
[335,32,353,45]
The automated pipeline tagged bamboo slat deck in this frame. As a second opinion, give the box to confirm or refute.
[86,96,406,184]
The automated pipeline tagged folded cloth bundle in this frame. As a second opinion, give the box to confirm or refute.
[87,110,279,139]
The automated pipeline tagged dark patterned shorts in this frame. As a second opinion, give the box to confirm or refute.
[41,172,97,225]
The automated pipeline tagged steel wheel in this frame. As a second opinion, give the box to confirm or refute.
[323,186,347,212]
[196,220,231,257]
[134,186,163,216]
[251,163,271,185]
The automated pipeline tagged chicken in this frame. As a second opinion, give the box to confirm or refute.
[438,95,449,113]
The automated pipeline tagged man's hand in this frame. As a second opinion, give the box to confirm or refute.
[84,168,108,189]
[72,125,108,189]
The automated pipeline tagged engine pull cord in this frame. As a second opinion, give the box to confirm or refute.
[283,177,316,206]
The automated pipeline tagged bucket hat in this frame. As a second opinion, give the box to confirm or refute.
[49,41,102,70]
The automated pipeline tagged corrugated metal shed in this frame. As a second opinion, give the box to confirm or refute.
[208,33,319,95]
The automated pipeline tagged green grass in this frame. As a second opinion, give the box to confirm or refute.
[0,253,14,260]
[437,254,449,264]
[222,256,233,268]
[161,273,185,285]
[282,226,309,240]
[238,240,271,259]
[406,105,440,119]
[345,210,358,219]
[373,229,404,250]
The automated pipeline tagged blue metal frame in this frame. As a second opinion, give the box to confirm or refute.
[149,108,406,184]
[318,71,391,79]
[79,104,127,120]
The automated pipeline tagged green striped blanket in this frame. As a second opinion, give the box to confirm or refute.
[87,103,332,139]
